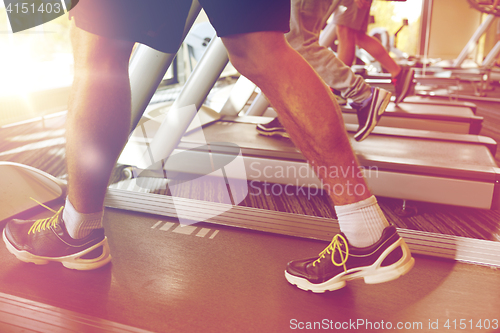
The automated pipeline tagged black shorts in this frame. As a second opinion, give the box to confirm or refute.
[69,0,291,53]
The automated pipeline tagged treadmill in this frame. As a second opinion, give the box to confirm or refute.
[342,103,482,134]
[346,71,475,109]
[3,2,498,265]
[110,101,500,266]
[112,26,500,210]
[76,2,500,266]
[117,109,499,210]
[395,13,500,102]
[317,14,485,111]
[217,71,483,135]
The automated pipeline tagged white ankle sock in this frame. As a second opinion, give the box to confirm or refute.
[62,197,103,239]
[335,195,390,248]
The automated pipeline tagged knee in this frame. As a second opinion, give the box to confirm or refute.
[71,22,134,74]
[336,25,352,41]
[354,31,368,45]
[221,31,288,81]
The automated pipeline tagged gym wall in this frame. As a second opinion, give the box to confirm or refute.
[427,0,482,61]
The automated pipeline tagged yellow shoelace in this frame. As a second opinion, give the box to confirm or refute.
[27,198,64,235]
[313,234,349,271]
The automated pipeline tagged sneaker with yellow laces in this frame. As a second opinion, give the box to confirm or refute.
[2,201,111,270]
[284,225,414,293]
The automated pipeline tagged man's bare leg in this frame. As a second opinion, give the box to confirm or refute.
[336,23,415,104]
[64,22,135,238]
[2,22,133,269]
[336,25,401,78]
[223,32,370,206]
[336,24,357,67]
[222,31,389,249]
[221,32,413,293]
[354,31,401,77]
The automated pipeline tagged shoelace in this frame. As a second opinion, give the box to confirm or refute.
[27,197,64,234]
[313,234,349,272]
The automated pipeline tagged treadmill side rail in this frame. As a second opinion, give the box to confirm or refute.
[490,168,500,210]
[0,162,66,222]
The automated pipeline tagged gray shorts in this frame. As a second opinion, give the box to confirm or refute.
[333,0,372,32]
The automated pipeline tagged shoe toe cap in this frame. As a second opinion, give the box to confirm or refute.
[4,219,34,250]
[286,257,318,279]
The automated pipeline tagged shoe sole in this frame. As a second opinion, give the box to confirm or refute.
[395,68,415,104]
[2,229,112,271]
[354,88,392,142]
[284,238,415,293]
[256,127,290,139]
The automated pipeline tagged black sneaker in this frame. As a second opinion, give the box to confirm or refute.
[2,206,111,270]
[285,225,414,293]
[256,87,348,138]
[393,66,415,104]
[256,117,290,138]
[350,87,391,142]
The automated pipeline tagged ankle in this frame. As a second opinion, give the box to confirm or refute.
[335,196,390,248]
[392,67,402,80]
[62,197,103,239]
